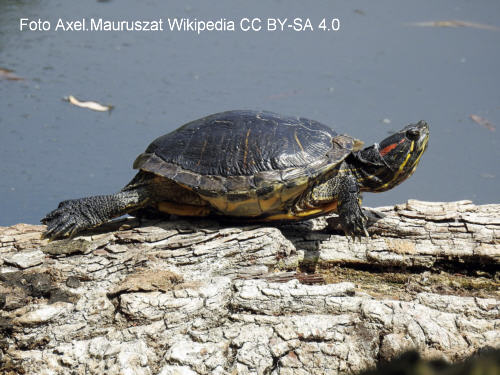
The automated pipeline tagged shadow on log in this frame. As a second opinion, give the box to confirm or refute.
[0,200,499,374]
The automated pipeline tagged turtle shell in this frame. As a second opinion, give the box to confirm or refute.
[133,110,362,216]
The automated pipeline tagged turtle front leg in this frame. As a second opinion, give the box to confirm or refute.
[336,175,369,239]
[309,173,369,239]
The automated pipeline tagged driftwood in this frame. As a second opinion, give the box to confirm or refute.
[0,199,498,375]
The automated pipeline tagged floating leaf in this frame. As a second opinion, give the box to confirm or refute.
[64,95,113,112]
[470,114,495,132]
[0,67,23,81]
[410,20,500,31]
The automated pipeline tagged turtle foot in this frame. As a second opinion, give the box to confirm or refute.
[41,199,92,240]
[338,200,369,241]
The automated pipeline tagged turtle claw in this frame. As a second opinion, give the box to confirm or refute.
[41,200,90,240]
[339,201,370,240]
[41,213,69,240]
[42,216,83,240]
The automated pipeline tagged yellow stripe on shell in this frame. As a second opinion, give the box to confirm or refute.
[294,130,305,152]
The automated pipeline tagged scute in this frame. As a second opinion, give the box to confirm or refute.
[134,110,358,198]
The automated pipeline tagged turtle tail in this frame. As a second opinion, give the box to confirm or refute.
[41,188,149,240]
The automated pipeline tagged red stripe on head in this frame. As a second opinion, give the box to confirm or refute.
[380,143,397,156]
[380,139,405,156]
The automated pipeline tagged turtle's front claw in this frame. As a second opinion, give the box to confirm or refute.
[41,209,74,240]
[338,201,370,240]
[41,200,90,240]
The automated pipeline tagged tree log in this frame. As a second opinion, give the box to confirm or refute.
[0,200,498,375]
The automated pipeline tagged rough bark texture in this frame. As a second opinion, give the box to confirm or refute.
[0,200,498,375]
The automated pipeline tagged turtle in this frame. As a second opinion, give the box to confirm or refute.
[41,110,429,240]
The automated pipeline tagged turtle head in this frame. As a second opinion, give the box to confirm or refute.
[355,121,429,192]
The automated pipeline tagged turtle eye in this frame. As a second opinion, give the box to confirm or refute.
[405,128,420,140]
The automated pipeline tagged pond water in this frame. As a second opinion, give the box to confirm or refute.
[1,0,499,226]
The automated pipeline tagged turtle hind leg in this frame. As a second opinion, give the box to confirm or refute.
[41,188,149,240]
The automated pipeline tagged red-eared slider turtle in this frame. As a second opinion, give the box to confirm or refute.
[42,110,429,239]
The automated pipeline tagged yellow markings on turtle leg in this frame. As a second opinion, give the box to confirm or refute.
[376,140,414,191]
[158,201,210,216]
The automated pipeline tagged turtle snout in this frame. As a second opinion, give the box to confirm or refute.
[405,120,429,142]
[417,120,428,128]
[417,121,430,141]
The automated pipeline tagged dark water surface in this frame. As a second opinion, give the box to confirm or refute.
[1,1,499,226]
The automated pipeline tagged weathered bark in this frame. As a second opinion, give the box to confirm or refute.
[0,200,498,375]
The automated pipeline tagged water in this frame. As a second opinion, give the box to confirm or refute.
[1,0,499,226]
